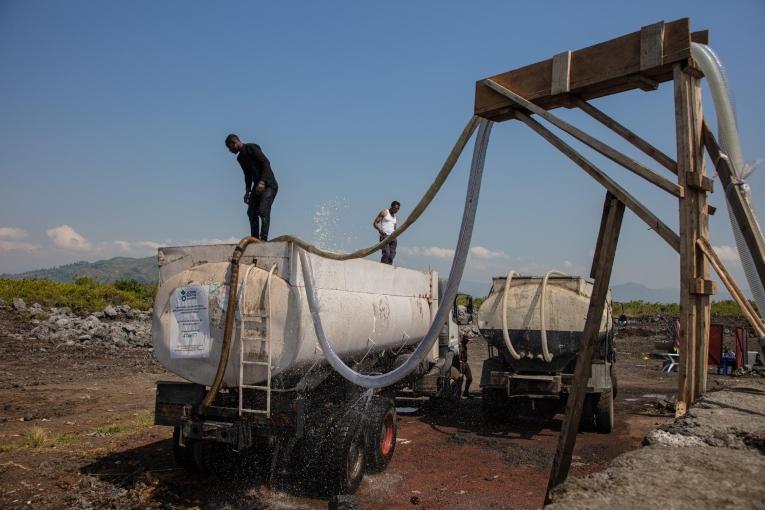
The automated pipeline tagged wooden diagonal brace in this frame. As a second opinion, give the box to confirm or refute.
[573,97,678,174]
[702,120,765,290]
[546,192,624,502]
[485,79,685,198]
[516,112,680,253]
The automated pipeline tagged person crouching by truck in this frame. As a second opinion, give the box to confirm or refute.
[373,201,400,264]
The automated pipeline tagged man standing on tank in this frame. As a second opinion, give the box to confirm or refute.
[373,201,400,264]
[225,134,279,241]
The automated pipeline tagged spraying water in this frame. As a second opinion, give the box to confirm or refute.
[312,197,358,251]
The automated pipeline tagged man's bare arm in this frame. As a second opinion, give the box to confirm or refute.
[373,209,387,234]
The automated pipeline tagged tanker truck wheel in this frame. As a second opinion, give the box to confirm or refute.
[321,409,367,495]
[365,396,397,473]
[482,388,509,423]
[580,394,597,431]
[172,427,198,473]
[596,389,614,434]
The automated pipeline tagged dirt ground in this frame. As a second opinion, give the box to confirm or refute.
[0,309,757,509]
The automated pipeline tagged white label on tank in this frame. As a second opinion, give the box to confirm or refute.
[169,285,212,358]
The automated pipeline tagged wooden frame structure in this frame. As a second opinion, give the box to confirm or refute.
[473,17,765,499]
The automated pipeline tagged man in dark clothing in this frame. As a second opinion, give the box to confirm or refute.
[225,133,279,241]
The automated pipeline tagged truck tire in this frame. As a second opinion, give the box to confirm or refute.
[191,439,236,474]
[596,389,614,433]
[365,396,397,473]
[482,388,508,423]
[579,394,597,432]
[172,427,198,473]
[322,409,367,495]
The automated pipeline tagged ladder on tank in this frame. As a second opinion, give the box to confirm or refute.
[238,264,277,417]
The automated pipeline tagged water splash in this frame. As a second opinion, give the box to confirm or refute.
[312,197,357,250]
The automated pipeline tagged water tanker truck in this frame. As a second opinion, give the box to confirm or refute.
[151,241,466,493]
[477,273,616,432]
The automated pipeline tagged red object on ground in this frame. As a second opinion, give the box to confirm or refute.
[708,323,724,366]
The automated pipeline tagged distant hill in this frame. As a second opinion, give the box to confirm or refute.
[611,282,733,303]
[2,256,157,284]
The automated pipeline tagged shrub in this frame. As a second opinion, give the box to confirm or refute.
[0,278,154,313]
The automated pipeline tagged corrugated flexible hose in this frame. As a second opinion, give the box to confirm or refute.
[299,119,493,388]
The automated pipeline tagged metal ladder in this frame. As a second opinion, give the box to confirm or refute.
[238,264,277,417]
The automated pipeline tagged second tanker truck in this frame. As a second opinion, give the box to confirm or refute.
[477,272,616,433]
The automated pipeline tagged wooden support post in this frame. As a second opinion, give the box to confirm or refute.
[674,63,712,416]
[517,112,680,253]
[572,97,678,174]
[546,192,625,502]
[484,79,685,198]
[702,120,765,290]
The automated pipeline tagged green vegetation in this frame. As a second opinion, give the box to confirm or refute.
[24,426,49,448]
[95,423,124,435]
[0,277,156,313]
[614,299,756,317]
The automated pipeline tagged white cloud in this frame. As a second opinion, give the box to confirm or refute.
[46,225,92,251]
[424,246,455,259]
[113,240,165,252]
[470,246,508,260]
[713,245,740,264]
[563,260,574,269]
[399,245,508,261]
[0,227,29,239]
[0,239,40,253]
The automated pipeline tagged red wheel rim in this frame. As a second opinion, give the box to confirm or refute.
[380,413,394,456]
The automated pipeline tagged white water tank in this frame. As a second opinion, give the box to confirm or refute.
[152,242,437,387]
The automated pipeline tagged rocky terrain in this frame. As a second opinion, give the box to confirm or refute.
[3,297,151,351]
[547,386,765,509]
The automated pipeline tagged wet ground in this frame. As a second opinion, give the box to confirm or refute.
[0,309,749,509]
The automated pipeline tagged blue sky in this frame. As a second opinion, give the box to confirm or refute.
[1,1,764,295]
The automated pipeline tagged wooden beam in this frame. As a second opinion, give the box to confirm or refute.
[475,18,699,119]
[590,193,612,279]
[696,238,765,337]
[546,192,625,502]
[551,51,572,95]
[640,22,665,70]
[573,97,678,174]
[517,112,680,253]
[702,120,765,290]
[485,79,684,198]
[674,63,711,414]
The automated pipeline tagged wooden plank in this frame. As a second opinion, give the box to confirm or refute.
[691,30,709,45]
[697,238,765,337]
[517,112,680,253]
[641,22,665,70]
[546,193,625,502]
[590,193,613,279]
[551,51,572,95]
[573,97,678,174]
[486,79,684,198]
[475,18,695,119]
[702,121,765,289]
[674,63,711,412]
[690,278,716,295]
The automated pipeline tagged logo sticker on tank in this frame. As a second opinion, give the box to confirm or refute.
[169,285,212,358]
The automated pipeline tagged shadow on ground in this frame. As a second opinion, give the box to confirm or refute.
[79,438,327,509]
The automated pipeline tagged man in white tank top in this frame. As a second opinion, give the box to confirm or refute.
[373,201,400,264]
